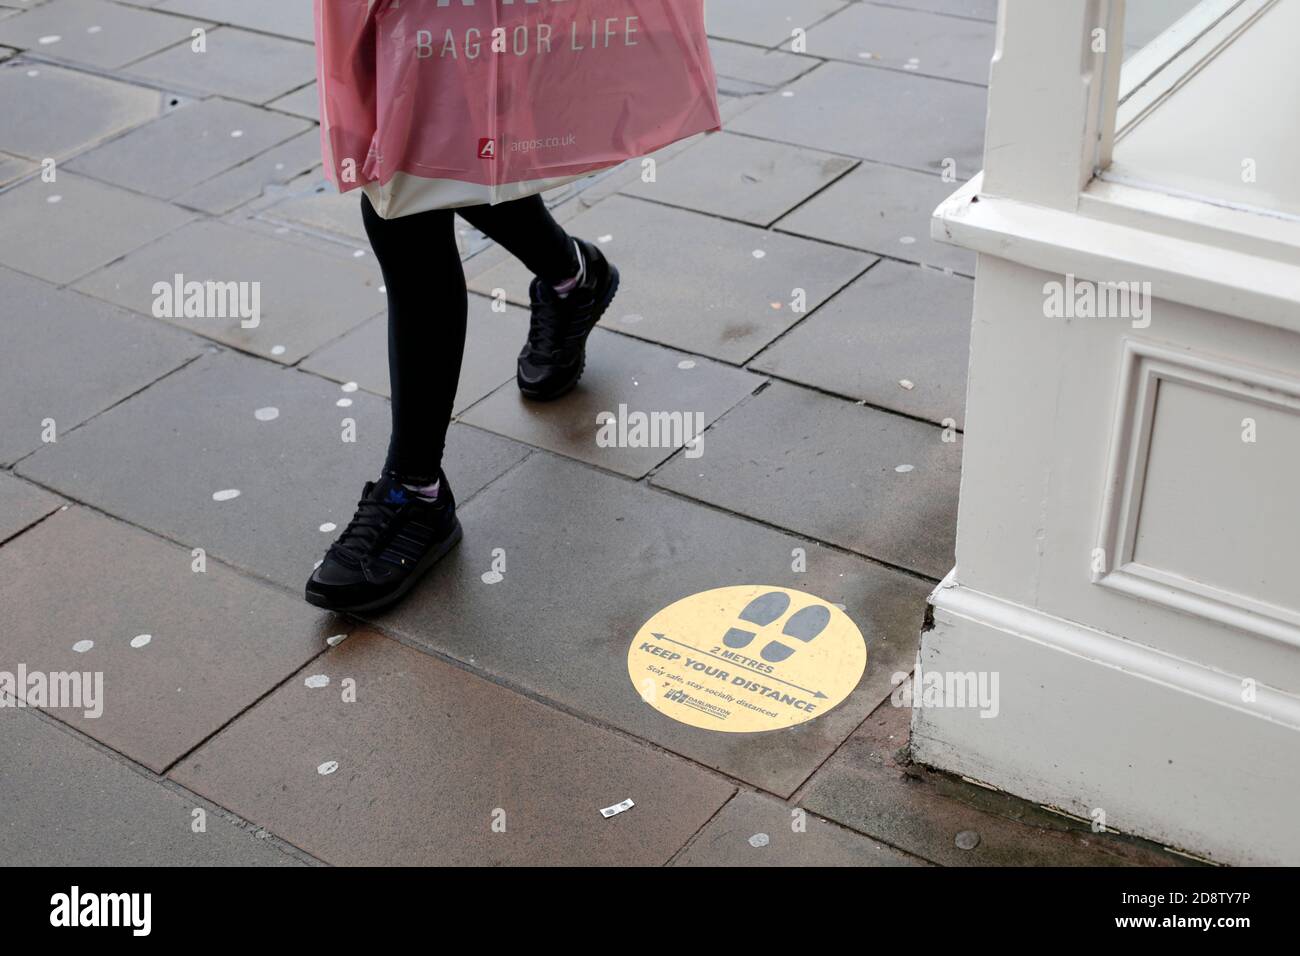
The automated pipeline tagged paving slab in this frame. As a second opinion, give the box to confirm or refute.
[622,131,856,227]
[251,171,371,245]
[0,57,163,161]
[750,261,973,427]
[0,708,305,866]
[728,62,987,177]
[0,471,63,543]
[709,38,818,89]
[173,128,321,215]
[0,0,206,70]
[0,266,201,466]
[17,350,530,591]
[74,219,382,365]
[706,0,848,47]
[171,630,736,866]
[775,160,977,275]
[0,150,35,188]
[376,452,932,796]
[794,2,995,85]
[267,81,318,121]
[0,505,343,772]
[461,329,763,478]
[300,297,532,417]
[0,171,193,285]
[470,195,873,364]
[652,381,961,579]
[876,0,999,21]
[155,0,314,42]
[65,95,312,199]
[671,790,925,866]
[125,26,316,104]
[800,689,1196,866]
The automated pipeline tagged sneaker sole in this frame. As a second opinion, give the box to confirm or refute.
[304,518,463,615]
[517,264,620,402]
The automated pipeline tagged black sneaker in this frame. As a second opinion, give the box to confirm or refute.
[304,473,461,613]
[517,237,620,401]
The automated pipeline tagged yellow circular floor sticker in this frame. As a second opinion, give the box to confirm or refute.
[628,585,867,733]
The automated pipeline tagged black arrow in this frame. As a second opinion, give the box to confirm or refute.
[650,632,827,698]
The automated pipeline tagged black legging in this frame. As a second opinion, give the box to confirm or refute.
[361,192,578,484]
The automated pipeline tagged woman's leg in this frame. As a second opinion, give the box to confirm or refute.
[360,192,466,484]
[304,194,467,613]
[459,193,620,401]
[458,193,579,286]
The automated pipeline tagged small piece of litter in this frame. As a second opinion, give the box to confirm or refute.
[752,249,766,259]
[39,35,61,45]
[130,634,152,649]
[341,382,359,393]
[72,640,94,654]
[319,522,337,533]
[677,359,696,370]
[304,674,330,689]
[748,833,770,848]
[47,195,62,204]
[597,234,613,243]
[600,798,635,818]
[900,236,917,245]
[895,464,914,473]
[955,830,981,850]
[254,406,280,421]
[270,345,286,356]
[317,761,339,776]
[212,489,241,501]
[336,398,353,408]
[898,379,915,390]
[326,633,348,647]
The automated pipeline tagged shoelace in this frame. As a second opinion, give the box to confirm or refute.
[329,496,403,565]
[527,283,586,361]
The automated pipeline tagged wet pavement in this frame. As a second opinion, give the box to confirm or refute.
[0,0,1192,866]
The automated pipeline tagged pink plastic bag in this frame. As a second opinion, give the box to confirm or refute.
[315,0,722,217]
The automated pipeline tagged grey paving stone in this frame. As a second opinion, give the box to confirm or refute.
[671,790,925,866]
[173,128,321,215]
[461,329,763,478]
[622,131,856,226]
[0,0,206,70]
[775,160,977,275]
[300,297,532,417]
[0,708,305,866]
[875,0,998,21]
[728,62,987,177]
[74,219,382,365]
[652,381,961,578]
[0,172,193,284]
[16,350,530,591]
[707,0,848,47]
[750,261,973,427]
[171,630,736,866]
[156,0,314,42]
[376,453,932,797]
[267,81,318,121]
[65,95,311,199]
[469,195,873,363]
[800,688,1197,866]
[0,266,201,466]
[795,2,995,85]
[710,37,817,88]
[0,57,163,161]
[0,150,35,187]
[252,171,370,245]
[125,26,316,104]
[0,505,342,772]
[0,471,63,543]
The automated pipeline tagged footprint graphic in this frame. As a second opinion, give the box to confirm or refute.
[760,604,831,663]
[723,591,790,649]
